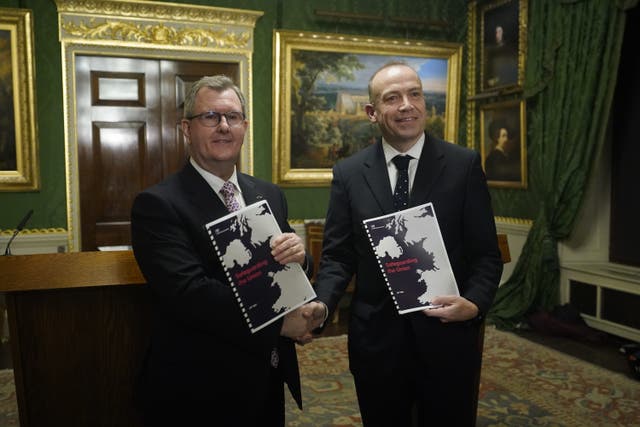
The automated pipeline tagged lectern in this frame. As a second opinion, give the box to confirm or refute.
[0,251,150,426]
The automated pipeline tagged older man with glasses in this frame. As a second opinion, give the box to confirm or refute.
[130,75,324,426]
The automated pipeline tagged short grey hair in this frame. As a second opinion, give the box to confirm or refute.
[183,75,247,118]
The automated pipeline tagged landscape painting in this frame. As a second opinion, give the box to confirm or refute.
[272,31,462,186]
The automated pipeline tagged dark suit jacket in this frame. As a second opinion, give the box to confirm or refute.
[314,135,503,380]
[131,162,305,425]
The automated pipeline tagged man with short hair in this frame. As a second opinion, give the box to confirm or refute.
[313,62,503,426]
[131,75,321,426]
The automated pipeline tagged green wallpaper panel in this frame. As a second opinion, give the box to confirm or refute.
[0,0,538,231]
[0,0,65,229]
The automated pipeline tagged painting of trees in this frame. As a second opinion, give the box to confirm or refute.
[272,31,462,186]
[290,50,365,167]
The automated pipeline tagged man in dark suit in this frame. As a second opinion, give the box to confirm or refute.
[313,62,503,426]
[131,75,318,426]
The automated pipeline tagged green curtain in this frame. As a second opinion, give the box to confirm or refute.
[488,0,638,329]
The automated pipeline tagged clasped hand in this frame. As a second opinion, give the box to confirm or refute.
[272,233,325,344]
[280,302,326,345]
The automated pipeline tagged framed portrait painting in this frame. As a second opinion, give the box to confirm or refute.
[0,8,39,191]
[272,30,462,186]
[478,0,527,93]
[480,99,527,188]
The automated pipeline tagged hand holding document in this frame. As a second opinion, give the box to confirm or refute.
[206,200,316,333]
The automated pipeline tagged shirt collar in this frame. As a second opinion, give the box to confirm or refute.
[189,157,242,196]
[382,133,425,165]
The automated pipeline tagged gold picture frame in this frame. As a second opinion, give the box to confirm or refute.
[480,99,527,189]
[479,0,527,93]
[0,7,39,191]
[273,30,462,187]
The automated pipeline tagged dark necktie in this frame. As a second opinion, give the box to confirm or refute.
[392,155,412,211]
[220,181,240,212]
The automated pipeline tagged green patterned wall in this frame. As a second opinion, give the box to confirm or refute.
[0,0,65,229]
[0,0,536,231]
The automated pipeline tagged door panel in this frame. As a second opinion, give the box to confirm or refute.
[159,60,238,175]
[92,121,146,247]
[75,56,239,250]
[76,56,161,251]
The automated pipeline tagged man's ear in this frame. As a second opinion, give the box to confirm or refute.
[364,104,377,123]
[180,119,191,142]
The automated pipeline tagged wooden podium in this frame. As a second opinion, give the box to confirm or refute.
[0,251,150,427]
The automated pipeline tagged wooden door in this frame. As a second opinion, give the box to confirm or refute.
[75,56,238,250]
[158,60,238,175]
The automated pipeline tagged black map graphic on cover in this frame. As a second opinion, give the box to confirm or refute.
[206,200,316,333]
[363,202,459,314]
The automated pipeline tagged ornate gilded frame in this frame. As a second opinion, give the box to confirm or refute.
[479,0,527,93]
[480,99,527,189]
[273,30,462,187]
[0,8,39,191]
[466,0,527,143]
[55,0,262,251]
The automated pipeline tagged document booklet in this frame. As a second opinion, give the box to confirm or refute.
[363,202,459,314]
[206,200,316,333]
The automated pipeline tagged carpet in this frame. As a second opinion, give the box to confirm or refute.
[285,327,640,426]
[0,369,18,427]
[0,328,638,426]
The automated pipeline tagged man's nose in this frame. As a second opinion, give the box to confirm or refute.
[399,95,415,110]
[216,116,231,132]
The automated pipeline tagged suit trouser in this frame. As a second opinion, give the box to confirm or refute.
[353,319,480,427]
[139,366,285,426]
[262,365,286,427]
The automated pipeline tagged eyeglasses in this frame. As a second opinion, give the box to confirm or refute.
[187,111,245,127]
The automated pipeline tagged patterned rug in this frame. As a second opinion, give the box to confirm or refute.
[0,328,638,426]
[0,369,17,427]
[285,327,640,426]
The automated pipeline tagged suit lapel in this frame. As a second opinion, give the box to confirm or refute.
[180,165,263,221]
[410,134,445,206]
[362,142,396,214]
[237,173,262,206]
[179,162,227,221]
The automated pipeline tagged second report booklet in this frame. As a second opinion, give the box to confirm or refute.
[362,202,459,314]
